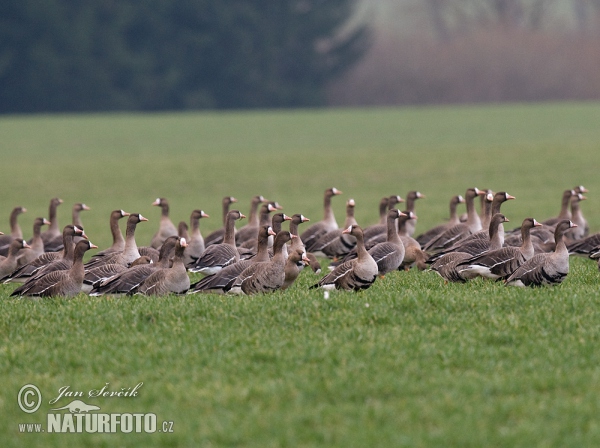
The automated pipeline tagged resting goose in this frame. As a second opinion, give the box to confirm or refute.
[235,195,269,246]
[429,252,472,283]
[281,248,310,291]
[225,231,294,295]
[16,217,50,268]
[150,198,178,249]
[129,237,190,296]
[505,220,577,287]
[40,197,64,252]
[457,218,541,281]
[82,256,152,294]
[567,231,600,256]
[0,239,31,279]
[363,195,403,245]
[204,196,238,247]
[12,240,98,298]
[311,199,358,259]
[367,209,406,277]
[188,210,245,274]
[311,225,378,291]
[0,206,26,256]
[416,195,465,247]
[403,191,425,237]
[301,187,343,252]
[183,209,209,266]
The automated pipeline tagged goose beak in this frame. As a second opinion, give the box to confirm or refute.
[122,210,131,217]
[81,231,89,240]
[504,217,510,222]
[458,195,465,203]
[283,214,292,221]
[44,219,51,225]
[418,192,425,198]
[180,238,188,248]
[302,216,310,222]
[268,228,277,236]
[89,243,99,249]
[82,204,91,211]
[410,213,418,220]
[22,207,27,213]
[240,213,247,220]
[342,226,352,234]
[23,242,31,249]
[230,197,238,203]
[486,193,493,201]
[139,215,149,222]
[571,222,578,228]
[201,212,210,218]
[290,234,297,239]
[0,231,3,236]
[348,199,355,206]
[579,195,588,200]
[579,185,589,193]
[533,219,542,227]
[332,188,343,195]
[506,194,516,200]
[397,197,405,203]
[58,199,64,204]
[302,255,310,265]
[152,198,161,206]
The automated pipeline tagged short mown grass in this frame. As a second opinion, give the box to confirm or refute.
[1,103,600,447]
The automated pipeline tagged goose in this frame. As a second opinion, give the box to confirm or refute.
[0,206,27,256]
[40,197,63,251]
[178,221,189,240]
[12,240,98,298]
[398,211,429,270]
[416,195,465,247]
[457,218,542,280]
[281,248,310,291]
[90,237,179,296]
[423,188,485,253]
[403,191,425,237]
[505,220,577,287]
[225,231,294,295]
[239,203,279,250]
[129,237,190,296]
[363,195,404,245]
[458,191,515,245]
[0,239,31,279]
[203,196,238,247]
[311,199,358,259]
[189,225,275,294]
[567,231,600,256]
[89,210,130,260]
[429,251,472,283]
[183,209,210,266]
[82,256,152,294]
[235,195,269,246]
[541,189,574,227]
[289,213,310,253]
[187,210,245,275]
[478,191,495,231]
[301,187,343,252]
[84,214,148,270]
[367,209,406,277]
[71,203,91,245]
[565,193,588,240]
[3,225,86,284]
[311,225,378,291]
[16,217,51,268]
[150,198,178,249]
[269,213,292,256]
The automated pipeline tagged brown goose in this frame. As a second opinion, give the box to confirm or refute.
[187,210,245,274]
[457,218,542,280]
[423,188,485,253]
[311,225,378,291]
[71,203,91,245]
[178,221,189,240]
[567,230,600,256]
[84,214,148,269]
[150,198,178,249]
[403,191,425,237]
[289,213,310,252]
[281,248,310,291]
[90,237,179,296]
[0,206,27,256]
[204,196,238,247]
[3,225,86,284]
[130,237,190,296]
[505,220,577,287]
[368,209,406,277]
[429,251,472,283]
[16,218,50,268]
[183,209,210,266]
[311,199,358,259]
[301,187,343,252]
[225,231,294,295]
[363,195,404,245]
[416,195,465,247]
[235,195,269,246]
[478,191,495,231]
[541,189,574,227]
[189,225,275,294]
[89,210,130,259]
[398,212,429,270]
[82,255,152,294]
[459,191,515,244]
[239,203,279,250]
[41,197,64,252]
[12,240,98,298]
[565,193,588,240]
[0,239,31,279]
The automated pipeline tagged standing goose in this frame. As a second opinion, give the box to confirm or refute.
[0,239,31,279]
[41,197,64,252]
[71,203,91,245]
[541,189,574,227]
[235,195,269,246]
[416,195,465,247]
[281,248,311,291]
[289,213,318,272]
[311,199,358,259]
[239,203,279,250]
[178,221,189,240]
[478,191,495,232]
[363,195,404,245]
[183,209,210,266]
[189,225,275,294]
[89,210,130,260]
[505,220,577,287]
[403,191,425,237]
[455,191,515,246]
[16,218,51,268]
[565,193,588,240]
[301,187,343,252]
[204,196,238,247]
[311,225,378,291]
[398,211,429,270]
[0,206,27,256]
[150,198,178,249]
[368,209,406,277]
[457,218,542,280]
[130,237,190,296]
[225,231,295,295]
[188,210,246,275]
[11,240,98,298]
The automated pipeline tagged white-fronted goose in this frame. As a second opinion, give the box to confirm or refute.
[398,211,429,270]
[40,197,64,252]
[368,209,406,277]
[130,237,190,295]
[478,191,494,231]
[235,195,269,246]
[423,188,484,253]
[289,213,310,252]
[281,248,310,291]
[226,231,294,295]
[416,195,465,247]
[239,203,279,250]
[565,193,588,240]
[456,191,515,246]
[90,210,130,259]
[0,206,27,256]
[204,196,238,247]
[3,225,85,284]
[150,198,178,249]
[71,203,91,245]
[178,221,189,240]
[403,191,425,237]
[429,251,472,283]
[301,187,343,252]
[567,230,600,256]
[311,199,358,259]
[183,209,209,266]
[188,210,245,275]
[457,218,541,280]
[505,220,577,287]
[82,256,152,294]
[363,195,404,244]
[541,189,574,227]
[16,218,50,268]
[12,240,98,298]
[311,225,378,291]
[0,239,31,279]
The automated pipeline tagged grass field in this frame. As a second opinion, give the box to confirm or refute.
[2,102,600,447]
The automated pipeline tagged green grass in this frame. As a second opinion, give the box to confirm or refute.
[2,102,600,447]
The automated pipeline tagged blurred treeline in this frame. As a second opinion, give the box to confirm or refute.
[0,0,368,113]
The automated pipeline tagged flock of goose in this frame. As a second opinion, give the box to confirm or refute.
[0,185,596,298]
